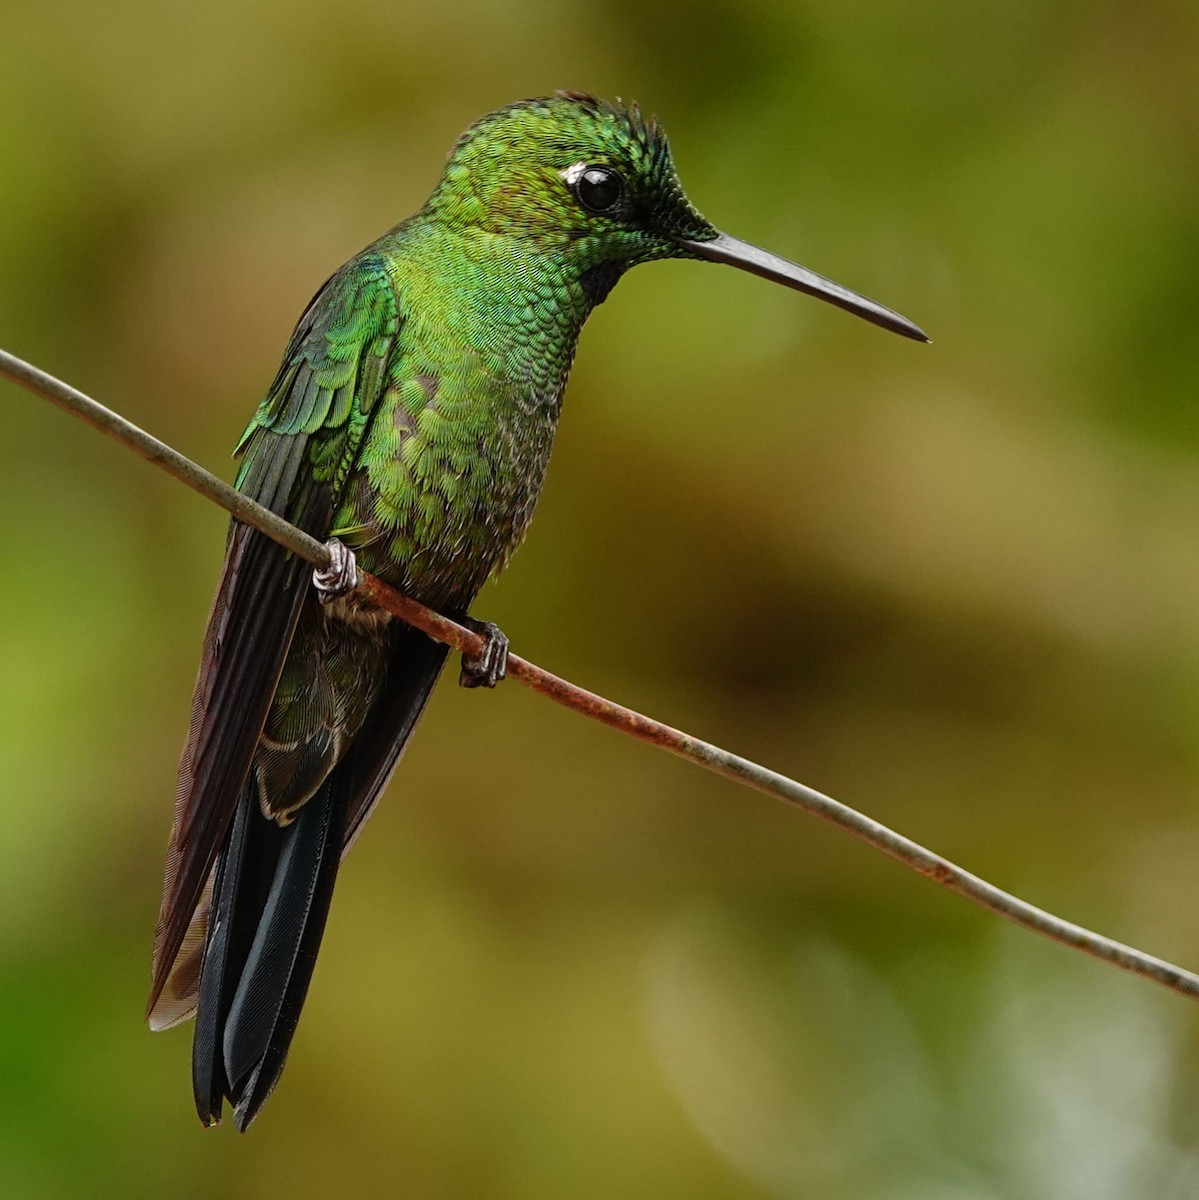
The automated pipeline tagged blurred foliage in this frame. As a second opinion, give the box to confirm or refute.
[2,1,1199,1196]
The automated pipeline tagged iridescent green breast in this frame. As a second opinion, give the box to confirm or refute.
[328,223,601,610]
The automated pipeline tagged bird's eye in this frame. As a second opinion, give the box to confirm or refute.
[570,164,624,214]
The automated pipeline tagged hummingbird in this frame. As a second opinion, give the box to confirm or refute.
[148,91,927,1131]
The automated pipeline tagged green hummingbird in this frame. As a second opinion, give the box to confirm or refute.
[147,91,927,1130]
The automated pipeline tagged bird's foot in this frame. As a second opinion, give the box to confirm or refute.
[458,618,509,689]
[313,538,360,603]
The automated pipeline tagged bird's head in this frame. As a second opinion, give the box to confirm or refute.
[424,92,927,341]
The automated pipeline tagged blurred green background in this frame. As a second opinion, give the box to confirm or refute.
[3,1,1199,1196]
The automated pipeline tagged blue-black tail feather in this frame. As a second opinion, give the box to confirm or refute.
[189,626,449,1130]
[192,772,347,1129]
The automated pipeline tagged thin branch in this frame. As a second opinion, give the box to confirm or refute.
[4,344,1198,1003]
[0,349,327,566]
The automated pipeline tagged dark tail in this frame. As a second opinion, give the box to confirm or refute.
[188,625,449,1130]
[193,771,348,1130]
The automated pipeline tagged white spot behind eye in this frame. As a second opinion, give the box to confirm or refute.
[560,162,587,187]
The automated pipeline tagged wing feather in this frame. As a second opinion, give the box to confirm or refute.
[148,255,401,1020]
[340,626,450,856]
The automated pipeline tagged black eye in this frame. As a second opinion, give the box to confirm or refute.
[572,165,623,214]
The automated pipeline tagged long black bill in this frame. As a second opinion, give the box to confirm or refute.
[680,231,929,343]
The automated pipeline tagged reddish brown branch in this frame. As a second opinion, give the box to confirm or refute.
[4,344,1199,1004]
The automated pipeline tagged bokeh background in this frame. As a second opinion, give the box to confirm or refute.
[3,2,1199,1196]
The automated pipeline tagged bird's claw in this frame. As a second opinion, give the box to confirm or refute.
[313,538,359,603]
[458,618,509,689]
